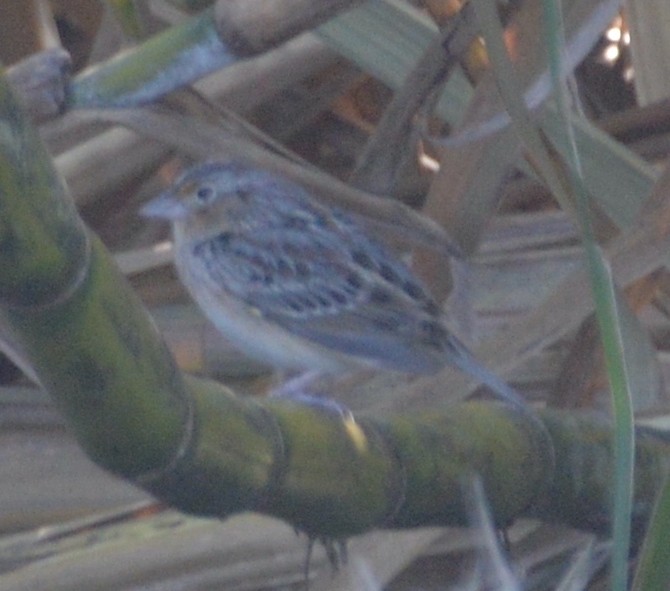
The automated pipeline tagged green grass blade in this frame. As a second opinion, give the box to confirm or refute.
[541,2,634,590]
[472,0,635,586]
[632,472,670,590]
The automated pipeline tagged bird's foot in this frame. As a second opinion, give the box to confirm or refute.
[270,371,351,417]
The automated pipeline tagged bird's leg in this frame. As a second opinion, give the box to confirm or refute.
[270,370,353,417]
[270,369,324,398]
[303,535,315,589]
[300,534,349,589]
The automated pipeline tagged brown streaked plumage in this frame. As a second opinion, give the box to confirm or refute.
[142,161,525,406]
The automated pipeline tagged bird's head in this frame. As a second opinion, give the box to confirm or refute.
[141,161,261,224]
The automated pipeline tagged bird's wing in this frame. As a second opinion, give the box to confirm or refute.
[192,224,447,374]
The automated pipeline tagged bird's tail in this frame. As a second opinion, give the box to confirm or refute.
[444,334,527,408]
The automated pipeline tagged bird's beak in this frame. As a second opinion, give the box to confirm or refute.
[140,191,189,220]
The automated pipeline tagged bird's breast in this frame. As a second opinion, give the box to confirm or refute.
[174,239,354,373]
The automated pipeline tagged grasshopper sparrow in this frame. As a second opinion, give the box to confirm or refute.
[142,161,524,406]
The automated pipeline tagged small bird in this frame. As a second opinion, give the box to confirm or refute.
[142,161,525,407]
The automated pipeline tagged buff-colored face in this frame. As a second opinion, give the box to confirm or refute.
[141,162,255,237]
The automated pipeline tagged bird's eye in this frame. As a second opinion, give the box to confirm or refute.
[196,185,215,203]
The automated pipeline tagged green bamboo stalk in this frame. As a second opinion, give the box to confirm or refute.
[106,0,145,41]
[70,8,233,107]
[70,0,363,108]
[530,415,665,535]
[0,63,667,542]
[0,75,190,476]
